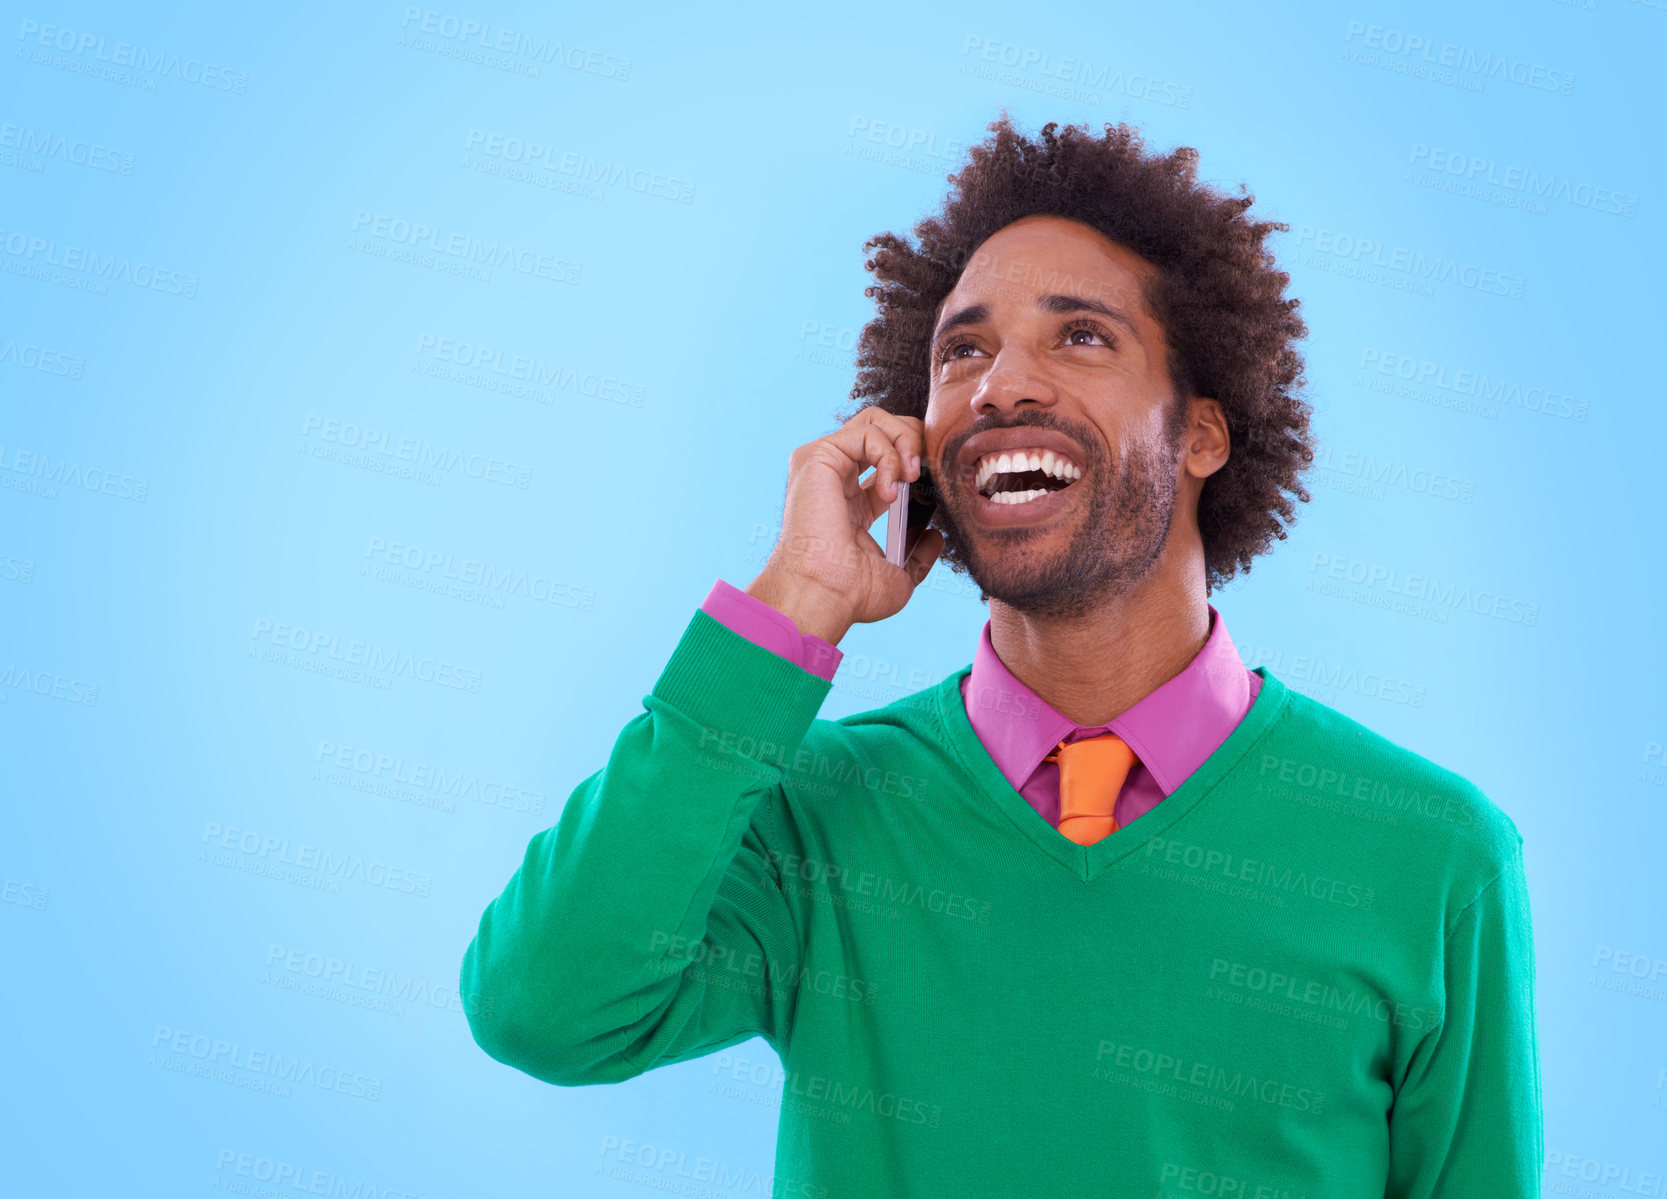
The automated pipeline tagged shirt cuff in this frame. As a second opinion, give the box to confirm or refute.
[700,579,843,682]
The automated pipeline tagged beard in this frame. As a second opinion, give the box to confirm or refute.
[929,408,1187,620]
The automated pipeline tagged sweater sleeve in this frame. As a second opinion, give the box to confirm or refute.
[460,608,831,1086]
[700,578,844,681]
[1385,840,1543,1198]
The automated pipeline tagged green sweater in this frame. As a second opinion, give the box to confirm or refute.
[462,610,1543,1197]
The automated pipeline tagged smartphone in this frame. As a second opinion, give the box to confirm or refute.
[885,470,938,567]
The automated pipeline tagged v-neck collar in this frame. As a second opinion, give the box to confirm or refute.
[963,603,1255,801]
[932,663,1290,882]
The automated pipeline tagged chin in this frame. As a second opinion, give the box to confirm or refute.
[952,544,1065,606]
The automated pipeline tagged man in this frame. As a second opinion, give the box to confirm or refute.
[461,116,1542,1197]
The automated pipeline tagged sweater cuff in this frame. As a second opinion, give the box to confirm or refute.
[653,607,833,766]
[700,578,843,682]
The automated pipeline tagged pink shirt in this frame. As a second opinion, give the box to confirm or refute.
[701,580,1261,831]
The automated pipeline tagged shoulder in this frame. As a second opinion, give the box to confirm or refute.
[1261,681,1525,900]
[777,681,955,808]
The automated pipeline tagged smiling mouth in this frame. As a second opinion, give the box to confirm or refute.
[973,449,1082,506]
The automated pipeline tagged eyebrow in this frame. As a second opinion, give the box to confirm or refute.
[931,292,1144,349]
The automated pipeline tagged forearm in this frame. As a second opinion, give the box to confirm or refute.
[460,609,831,1085]
[1386,840,1542,1197]
[743,568,855,647]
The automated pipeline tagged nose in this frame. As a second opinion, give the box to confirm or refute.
[967,343,1059,418]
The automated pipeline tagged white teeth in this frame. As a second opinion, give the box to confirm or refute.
[974,447,1082,496]
[991,488,1050,505]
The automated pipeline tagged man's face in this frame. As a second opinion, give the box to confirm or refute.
[922,214,1198,619]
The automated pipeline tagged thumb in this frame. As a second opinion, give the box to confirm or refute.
[901,529,944,587]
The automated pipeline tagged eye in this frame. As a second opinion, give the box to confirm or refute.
[935,337,984,365]
[1061,318,1117,349]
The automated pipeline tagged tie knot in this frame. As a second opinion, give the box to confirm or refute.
[1047,732,1138,846]
[1049,731,1136,771]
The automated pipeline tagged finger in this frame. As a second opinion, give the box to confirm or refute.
[856,468,897,525]
[816,419,894,494]
[901,528,944,586]
[851,424,907,504]
[829,408,923,491]
[861,410,925,481]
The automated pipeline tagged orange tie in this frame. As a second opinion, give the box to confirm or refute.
[1045,733,1137,846]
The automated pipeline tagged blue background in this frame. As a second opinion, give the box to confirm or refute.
[5,1,1665,1193]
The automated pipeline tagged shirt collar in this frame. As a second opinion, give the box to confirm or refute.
[961,602,1254,796]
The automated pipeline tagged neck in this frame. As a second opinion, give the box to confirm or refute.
[987,553,1210,728]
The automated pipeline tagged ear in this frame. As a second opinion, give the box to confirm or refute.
[1181,397,1230,481]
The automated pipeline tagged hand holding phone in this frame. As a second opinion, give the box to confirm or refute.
[745,409,940,645]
